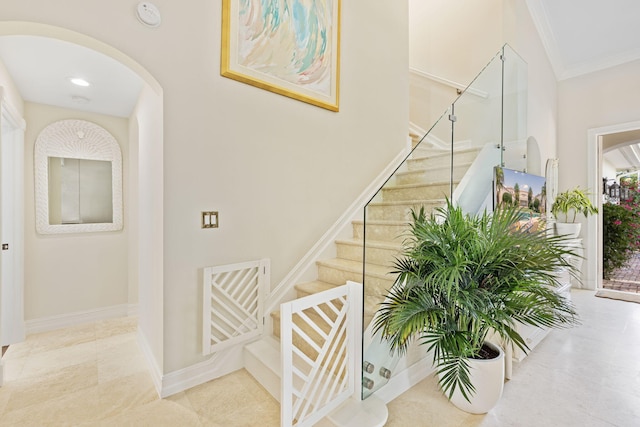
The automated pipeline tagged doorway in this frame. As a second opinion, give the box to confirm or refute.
[588,121,640,303]
[0,23,165,390]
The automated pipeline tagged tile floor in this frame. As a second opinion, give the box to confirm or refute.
[1,289,638,426]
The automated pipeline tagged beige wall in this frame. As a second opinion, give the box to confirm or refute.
[558,60,640,190]
[1,0,409,373]
[558,60,640,287]
[408,0,558,164]
[24,102,130,320]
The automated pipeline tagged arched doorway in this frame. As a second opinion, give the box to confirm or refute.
[0,22,165,389]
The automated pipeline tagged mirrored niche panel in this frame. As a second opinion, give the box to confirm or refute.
[35,120,123,234]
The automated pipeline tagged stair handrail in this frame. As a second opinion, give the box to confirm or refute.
[409,67,489,98]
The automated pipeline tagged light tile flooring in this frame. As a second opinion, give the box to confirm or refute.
[0,289,638,426]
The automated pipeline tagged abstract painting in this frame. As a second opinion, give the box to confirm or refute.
[221,0,341,111]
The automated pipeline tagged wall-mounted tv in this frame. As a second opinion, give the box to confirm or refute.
[494,166,547,233]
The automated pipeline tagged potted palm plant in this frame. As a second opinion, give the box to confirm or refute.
[551,187,598,238]
[373,201,580,414]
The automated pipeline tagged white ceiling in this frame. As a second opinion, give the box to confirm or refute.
[1,3,639,169]
[0,35,142,118]
[526,0,640,173]
[526,0,640,81]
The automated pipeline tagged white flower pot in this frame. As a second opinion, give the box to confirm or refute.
[443,342,505,414]
[554,222,581,238]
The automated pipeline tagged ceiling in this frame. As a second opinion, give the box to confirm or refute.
[0,2,639,169]
[0,35,142,118]
[526,0,640,173]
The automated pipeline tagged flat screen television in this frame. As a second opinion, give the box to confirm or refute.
[494,166,547,233]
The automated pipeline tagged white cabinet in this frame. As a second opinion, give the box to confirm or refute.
[504,268,571,377]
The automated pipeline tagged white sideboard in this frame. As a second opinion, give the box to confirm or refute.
[504,267,572,378]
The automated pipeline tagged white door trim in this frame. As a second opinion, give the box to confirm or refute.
[587,120,640,290]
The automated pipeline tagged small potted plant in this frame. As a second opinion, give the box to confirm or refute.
[551,187,598,238]
[373,201,580,414]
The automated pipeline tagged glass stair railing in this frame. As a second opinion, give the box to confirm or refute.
[361,44,528,399]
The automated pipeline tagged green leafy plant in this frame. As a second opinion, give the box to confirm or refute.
[373,201,580,403]
[602,202,638,278]
[551,187,598,223]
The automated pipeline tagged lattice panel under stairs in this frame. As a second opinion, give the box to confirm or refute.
[202,259,270,355]
[281,282,359,427]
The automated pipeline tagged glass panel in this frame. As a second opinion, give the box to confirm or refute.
[451,50,503,214]
[362,110,452,398]
[362,44,528,399]
[501,45,528,171]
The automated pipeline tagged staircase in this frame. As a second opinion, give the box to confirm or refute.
[244,139,481,416]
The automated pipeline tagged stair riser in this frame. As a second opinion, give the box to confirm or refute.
[366,201,444,221]
[407,151,477,170]
[353,222,407,242]
[396,164,468,185]
[381,183,452,202]
[336,242,401,267]
[317,264,395,293]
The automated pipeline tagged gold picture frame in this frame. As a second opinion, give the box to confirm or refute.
[221,0,341,112]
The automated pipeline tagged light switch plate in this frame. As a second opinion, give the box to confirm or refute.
[202,211,219,229]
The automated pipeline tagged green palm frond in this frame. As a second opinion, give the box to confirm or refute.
[373,199,581,402]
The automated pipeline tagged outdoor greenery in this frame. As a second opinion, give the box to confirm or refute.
[603,178,640,278]
[602,202,637,278]
[551,187,598,223]
[373,201,580,403]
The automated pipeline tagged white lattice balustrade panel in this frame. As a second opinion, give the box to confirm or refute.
[281,283,359,427]
[202,259,269,355]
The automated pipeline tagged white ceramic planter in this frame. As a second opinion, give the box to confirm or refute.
[444,342,505,414]
[554,222,581,238]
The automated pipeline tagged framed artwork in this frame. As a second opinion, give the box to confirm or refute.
[221,0,341,111]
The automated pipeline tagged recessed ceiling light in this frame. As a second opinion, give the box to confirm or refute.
[70,77,90,87]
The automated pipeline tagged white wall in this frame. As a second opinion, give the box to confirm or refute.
[0,59,23,116]
[0,0,409,374]
[23,102,129,320]
[131,83,164,375]
[602,159,616,183]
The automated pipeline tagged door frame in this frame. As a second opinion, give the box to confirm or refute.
[587,120,640,291]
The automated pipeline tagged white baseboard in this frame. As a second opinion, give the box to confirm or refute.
[136,327,163,397]
[25,303,137,335]
[159,345,245,398]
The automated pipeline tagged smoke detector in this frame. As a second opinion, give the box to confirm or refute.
[136,2,162,28]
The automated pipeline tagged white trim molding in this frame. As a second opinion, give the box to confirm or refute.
[587,120,640,290]
[25,303,135,334]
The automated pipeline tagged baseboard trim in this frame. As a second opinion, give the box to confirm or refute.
[159,345,245,398]
[136,327,163,397]
[25,303,138,335]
